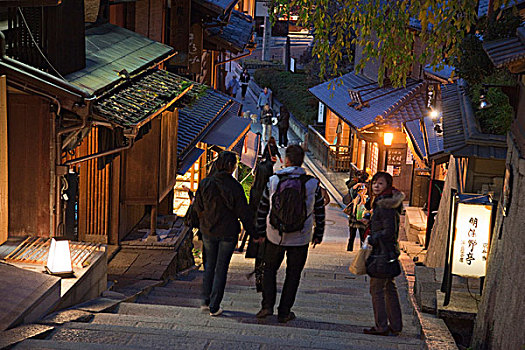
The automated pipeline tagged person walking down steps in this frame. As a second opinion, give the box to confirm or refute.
[261,104,274,145]
[277,105,290,147]
[240,69,250,100]
[193,151,256,316]
[253,145,325,323]
[226,75,240,98]
[257,87,272,120]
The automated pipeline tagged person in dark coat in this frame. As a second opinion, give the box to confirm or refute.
[277,106,290,147]
[246,157,275,291]
[261,104,274,144]
[342,171,369,251]
[363,171,404,336]
[240,69,250,100]
[261,137,282,164]
[193,151,256,316]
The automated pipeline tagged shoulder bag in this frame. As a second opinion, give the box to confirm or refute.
[365,239,401,279]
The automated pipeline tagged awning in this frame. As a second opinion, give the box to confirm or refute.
[240,131,261,168]
[201,115,251,150]
[93,69,193,129]
[177,148,205,175]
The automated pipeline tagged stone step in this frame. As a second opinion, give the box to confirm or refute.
[44,316,423,349]
[14,339,141,350]
[119,301,421,335]
[91,311,423,348]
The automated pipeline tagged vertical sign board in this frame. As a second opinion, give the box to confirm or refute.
[170,0,191,68]
[290,57,295,72]
[188,23,203,74]
[451,202,492,278]
[317,102,325,124]
[0,76,7,244]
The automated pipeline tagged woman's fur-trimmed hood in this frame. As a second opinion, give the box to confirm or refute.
[375,189,405,209]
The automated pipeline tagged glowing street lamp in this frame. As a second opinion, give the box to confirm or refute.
[383,132,394,146]
[46,238,74,277]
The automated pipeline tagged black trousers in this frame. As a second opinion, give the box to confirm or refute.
[370,277,403,333]
[261,240,308,317]
[278,127,289,147]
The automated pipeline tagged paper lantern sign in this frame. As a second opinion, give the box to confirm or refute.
[451,202,492,278]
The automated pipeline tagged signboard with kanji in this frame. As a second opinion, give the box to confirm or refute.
[451,202,492,278]
[387,148,404,166]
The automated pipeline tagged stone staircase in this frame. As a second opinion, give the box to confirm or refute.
[12,241,425,349]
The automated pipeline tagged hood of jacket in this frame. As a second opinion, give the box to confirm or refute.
[374,189,405,209]
[275,166,305,176]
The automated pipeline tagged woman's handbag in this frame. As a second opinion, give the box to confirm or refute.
[349,244,372,275]
[365,239,401,278]
[343,203,353,215]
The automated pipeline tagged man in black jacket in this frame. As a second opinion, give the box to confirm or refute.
[194,151,255,316]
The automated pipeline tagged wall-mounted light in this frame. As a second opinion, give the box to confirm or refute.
[383,132,394,146]
[46,238,74,277]
[479,89,492,109]
[429,109,440,119]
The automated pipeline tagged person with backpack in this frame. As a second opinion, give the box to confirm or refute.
[253,145,325,323]
[193,151,255,316]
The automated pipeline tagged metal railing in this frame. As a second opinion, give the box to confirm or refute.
[307,125,354,172]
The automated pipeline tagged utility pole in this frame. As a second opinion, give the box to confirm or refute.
[262,15,271,61]
[283,36,291,71]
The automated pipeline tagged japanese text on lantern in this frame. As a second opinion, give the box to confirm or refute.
[451,203,492,278]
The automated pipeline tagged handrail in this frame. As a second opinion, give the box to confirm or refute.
[307,125,354,172]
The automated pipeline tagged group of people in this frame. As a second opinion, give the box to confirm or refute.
[344,170,405,336]
[192,145,325,324]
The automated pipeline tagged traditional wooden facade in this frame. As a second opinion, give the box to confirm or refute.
[308,72,426,197]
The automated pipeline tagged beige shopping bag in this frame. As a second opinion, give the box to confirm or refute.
[348,246,372,275]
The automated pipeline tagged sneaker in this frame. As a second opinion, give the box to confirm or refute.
[256,308,273,319]
[209,308,223,316]
[278,312,296,323]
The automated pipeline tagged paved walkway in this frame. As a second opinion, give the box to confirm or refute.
[14,202,425,349]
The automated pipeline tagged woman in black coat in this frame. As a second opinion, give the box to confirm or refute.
[363,171,404,336]
[277,106,290,147]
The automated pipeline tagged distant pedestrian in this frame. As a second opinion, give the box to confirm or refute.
[261,137,282,164]
[193,151,255,316]
[257,87,272,120]
[342,171,369,251]
[363,171,404,336]
[226,75,240,97]
[254,145,325,323]
[277,105,290,147]
[240,69,250,100]
[261,104,273,144]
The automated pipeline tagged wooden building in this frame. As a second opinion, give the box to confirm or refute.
[308,72,427,197]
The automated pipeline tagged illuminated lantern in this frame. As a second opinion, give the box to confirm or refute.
[46,238,73,276]
[383,132,394,146]
[442,193,495,305]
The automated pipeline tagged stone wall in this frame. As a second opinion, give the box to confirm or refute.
[471,136,525,350]
[425,155,459,267]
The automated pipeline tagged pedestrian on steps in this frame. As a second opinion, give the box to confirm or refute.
[257,87,272,120]
[253,145,325,323]
[363,171,404,336]
[277,105,290,147]
[261,136,282,164]
[342,171,369,251]
[246,157,275,292]
[240,69,250,100]
[261,104,274,145]
[226,75,240,97]
[193,151,255,316]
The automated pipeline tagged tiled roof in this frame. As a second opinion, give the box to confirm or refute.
[194,0,237,14]
[424,65,456,83]
[177,87,241,159]
[483,27,525,69]
[65,24,173,95]
[441,82,507,159]
[309,72,424,130]
[422,115,444,157]
[376,92,427,129]
[206,10,254,53]
[93,70,192,127]
[477,0,525,17]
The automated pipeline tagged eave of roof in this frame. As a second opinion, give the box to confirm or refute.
[309,72,424,131]
[483,27,525,70]
[205,10,254,53]
[441,81,507,160]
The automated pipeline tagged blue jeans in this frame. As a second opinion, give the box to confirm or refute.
[202,236,237,313]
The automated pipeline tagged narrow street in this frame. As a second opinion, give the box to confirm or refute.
[14,203,424,349]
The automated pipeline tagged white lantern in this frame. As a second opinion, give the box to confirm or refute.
[46,238,73,276]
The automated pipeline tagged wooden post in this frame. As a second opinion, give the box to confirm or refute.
[0,76,7,244]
